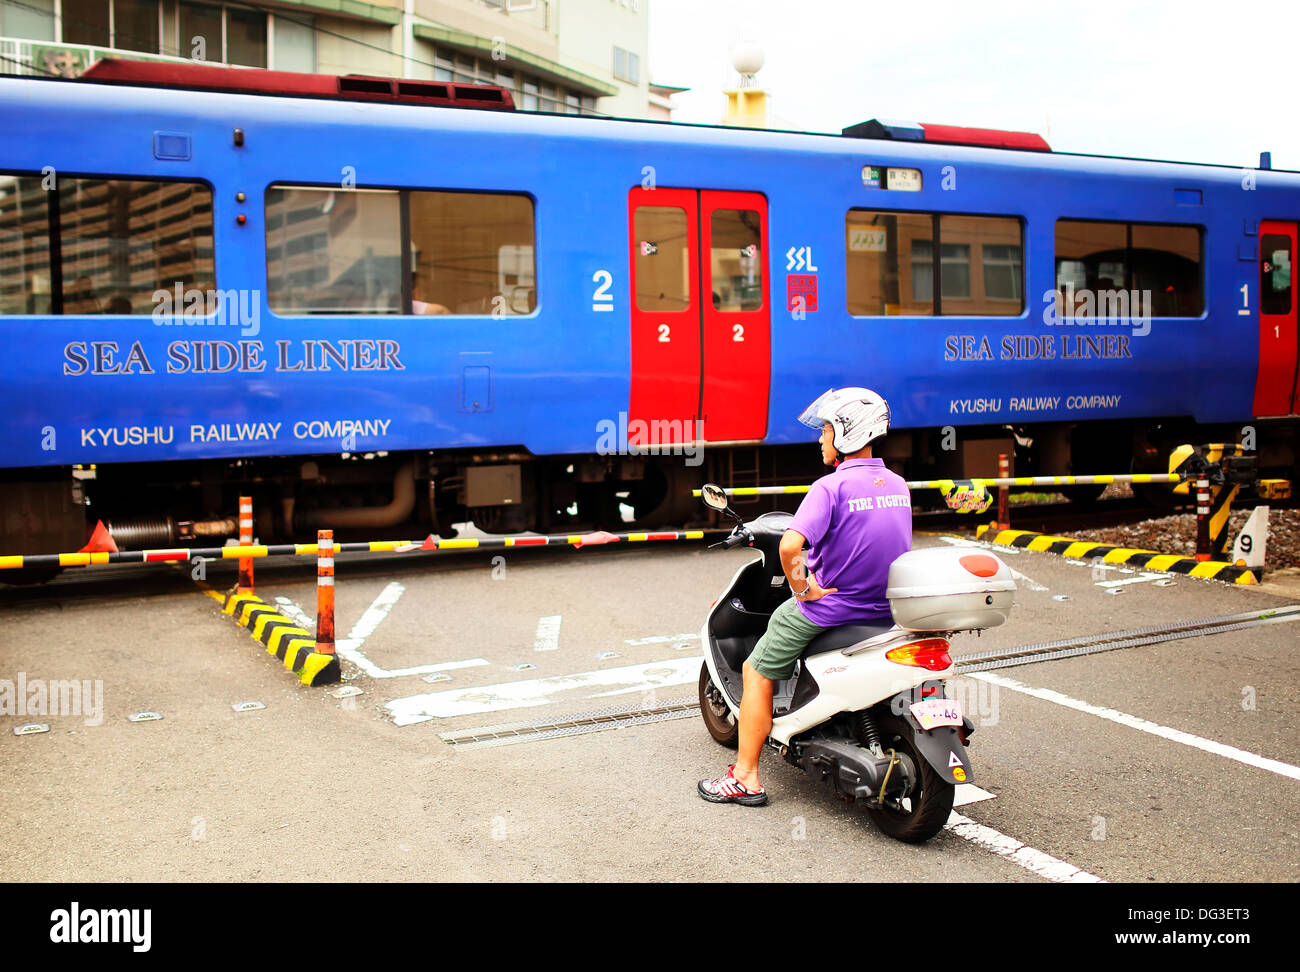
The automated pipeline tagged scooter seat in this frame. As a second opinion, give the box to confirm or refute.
[801,622,896,658]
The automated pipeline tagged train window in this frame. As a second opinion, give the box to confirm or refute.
[0,176,51,315]
[709,209,762,312]
[1055,219,1202,316]
[911,241,971,302]
[845,210,932,316]
[941,214,1021,314]
[635,206,691,312]
[1261,235,1292,316]
[265,186,536,316]
[58,178,214,314]
[266,187,401,314]
[408,190,536,315]
[1129,224,1201,316]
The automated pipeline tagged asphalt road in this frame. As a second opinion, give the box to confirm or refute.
[1,532,1296,882]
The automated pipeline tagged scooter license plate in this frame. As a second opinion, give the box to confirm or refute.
[909,698,963,731]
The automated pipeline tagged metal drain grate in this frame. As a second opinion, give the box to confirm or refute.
[439,696,700,748]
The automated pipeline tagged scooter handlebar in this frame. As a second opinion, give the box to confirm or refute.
[709,529,752,550]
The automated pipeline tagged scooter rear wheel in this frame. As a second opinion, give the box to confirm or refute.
[865,714,955,844]
[698,663,739,747]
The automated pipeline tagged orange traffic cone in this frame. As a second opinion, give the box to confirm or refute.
[79,520,118,554]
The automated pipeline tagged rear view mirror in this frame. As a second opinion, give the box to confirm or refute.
[701,483,730,511]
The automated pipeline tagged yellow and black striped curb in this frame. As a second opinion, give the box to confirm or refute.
[974,526,1259,585]
[208,590,341,686]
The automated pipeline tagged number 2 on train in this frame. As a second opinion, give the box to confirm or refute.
[592,269,613,312]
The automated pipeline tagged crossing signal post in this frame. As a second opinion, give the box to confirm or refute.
[1169,443,1257,562]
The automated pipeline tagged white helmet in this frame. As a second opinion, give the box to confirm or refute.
[798,387,891,455]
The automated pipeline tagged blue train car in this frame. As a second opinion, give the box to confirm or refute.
[1,60,1296,556]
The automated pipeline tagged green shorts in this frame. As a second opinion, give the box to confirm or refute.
[746,597,827,680]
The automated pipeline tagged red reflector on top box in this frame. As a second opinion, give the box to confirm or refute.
[958,554,1002,577]
[80,58,515,110]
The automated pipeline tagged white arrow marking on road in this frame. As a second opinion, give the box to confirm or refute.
[386,656,701,724]
[534,615,562,652]
[274,588,489,680]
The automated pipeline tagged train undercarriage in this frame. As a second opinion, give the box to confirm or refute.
[1,418,1295,577]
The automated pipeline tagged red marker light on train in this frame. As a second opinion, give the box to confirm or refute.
[236,214,246,225]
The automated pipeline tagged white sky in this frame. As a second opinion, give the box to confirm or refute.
[647,0,1297,169]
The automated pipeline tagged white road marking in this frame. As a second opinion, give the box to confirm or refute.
[534,615,562,652]
[274,589,489,680]
[386,657,701,725]
[952,784,995,807]
[1008,568,1048,592]
[938,535,1022,555]
[624,633,700,646]
[1095,571,1169,588]
[943,811,1104,883]
[971,671,1300,782]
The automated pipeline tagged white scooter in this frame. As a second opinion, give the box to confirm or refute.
[697,484,1016,843]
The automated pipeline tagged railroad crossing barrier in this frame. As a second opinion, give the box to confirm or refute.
[700,455,1275,577]
[694,472,1185,499]
[0,507,711,686]
[0,528,709,572]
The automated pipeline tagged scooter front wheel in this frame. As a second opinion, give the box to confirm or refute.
[866,713,955,844]
[698,663,739,748]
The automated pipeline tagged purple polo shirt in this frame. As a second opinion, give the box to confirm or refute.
[787,457,912,627]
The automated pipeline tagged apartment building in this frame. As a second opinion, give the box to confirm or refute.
[0,0,674,118]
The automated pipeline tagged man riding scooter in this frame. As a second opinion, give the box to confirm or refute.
[698,387,912,806]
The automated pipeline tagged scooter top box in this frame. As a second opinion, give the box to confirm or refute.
[885,547,1016,632]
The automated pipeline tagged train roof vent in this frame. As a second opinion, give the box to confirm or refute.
[78,58,515,111]
[843,118,1049,152]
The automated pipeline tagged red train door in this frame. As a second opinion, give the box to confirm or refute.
[1252,221,1298,416]
[700,191,770,441]
[627,188,769,445]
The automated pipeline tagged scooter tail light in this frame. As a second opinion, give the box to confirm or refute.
[885,638,953,672]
